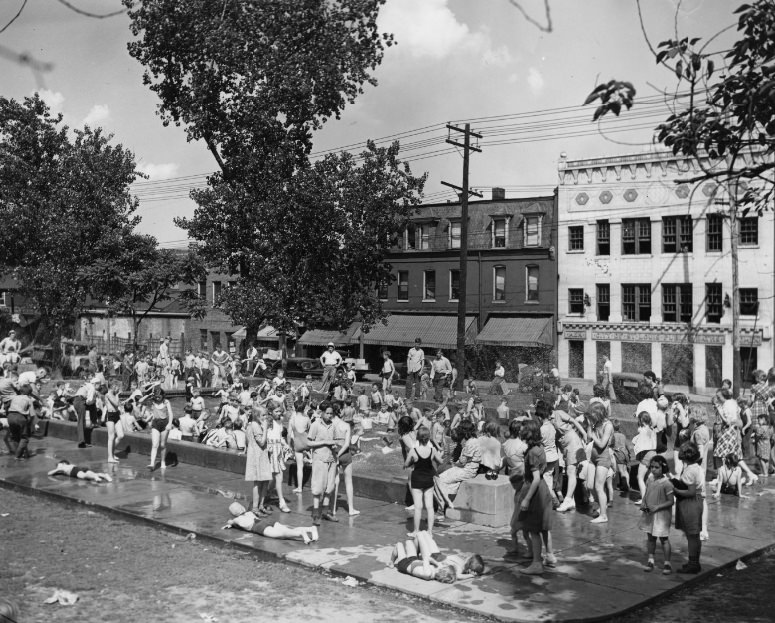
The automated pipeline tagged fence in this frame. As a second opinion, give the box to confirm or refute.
[81,335,188,357]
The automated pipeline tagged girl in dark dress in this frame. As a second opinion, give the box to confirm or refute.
[514,419,555,575]
[405,425,443,537]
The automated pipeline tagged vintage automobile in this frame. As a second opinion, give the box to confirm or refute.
[611,372,674,405]
[60,339,93,378]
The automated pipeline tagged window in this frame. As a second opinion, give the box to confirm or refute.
[199,329,208,351]
[740,288,758,315]
[493,266,506,301]
[706,214,723,252]
[210,331,220,349]
[705,283,723,323]
[662,216,693,253]
[377,276,389,300]
[404,223,431,250]
[740,346,758,387]
[597,284,610,321]
[448,221,461,249]
[197,280,207,298]
[492,218,508,248]
[568,226,584,251]
[0,291,7,307]
[662,284,693,323]
[212,281,222,305]
[596,220,610,255]
[397,271,409,301]
[449,269,460,301]
[622,218,651,254]
[568,288,584,314]
[417,223,431,249]
[526,265,539,301]
[524,215,541,247]
[739,217,758,246]
[622,284,651,321]
[423,270,436,301]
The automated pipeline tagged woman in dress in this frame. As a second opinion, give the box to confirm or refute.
[514,419,555,575]
[288,401,311,493]
[405,425,442,536]
[267,406,291,513]
[144,387,174,470]
[245,407,272,516]
[435,420,481,509]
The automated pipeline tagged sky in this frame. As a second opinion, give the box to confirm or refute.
[0,0,737,246]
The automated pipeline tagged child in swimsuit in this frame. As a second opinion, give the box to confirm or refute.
[48,460,112,483]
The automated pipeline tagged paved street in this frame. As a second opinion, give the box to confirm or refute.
[3,435,775,622]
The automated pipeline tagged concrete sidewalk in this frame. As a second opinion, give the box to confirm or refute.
[2,439,775,622]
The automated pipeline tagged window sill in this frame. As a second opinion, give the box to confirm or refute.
[739,245,759,250]
[492,300,507,304]
[422,299,436,303]
[524,300,540,304]
[396,299,409,303]
[567,249,584,254]
[448,299,459,303]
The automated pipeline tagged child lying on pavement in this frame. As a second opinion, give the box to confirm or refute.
[48,460,113,483]
[388,530,484,583]
[221,502,319,544]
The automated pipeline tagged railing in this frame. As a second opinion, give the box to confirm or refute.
[80,335,187,357]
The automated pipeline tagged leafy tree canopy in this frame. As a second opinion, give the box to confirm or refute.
[0,94,140,338]
[82,234,207,351]
[126,0,426,336]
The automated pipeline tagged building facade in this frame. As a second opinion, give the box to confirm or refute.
[362,189,558,374]
[556,151,774,392]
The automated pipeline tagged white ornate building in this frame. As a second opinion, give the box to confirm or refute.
[556,151,773,393]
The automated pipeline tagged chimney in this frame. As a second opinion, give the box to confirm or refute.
[492,187,505,201]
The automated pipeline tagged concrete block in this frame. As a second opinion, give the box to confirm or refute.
[444,476,513,528]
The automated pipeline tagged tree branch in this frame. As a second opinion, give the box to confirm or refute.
[505,0,552,33]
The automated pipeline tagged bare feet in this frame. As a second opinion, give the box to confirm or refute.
[349,509,360,516]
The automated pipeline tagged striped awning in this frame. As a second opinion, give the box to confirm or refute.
[476,316,554,348]
[361,314,477,349]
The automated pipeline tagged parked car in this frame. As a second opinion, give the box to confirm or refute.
[611,372,674,405]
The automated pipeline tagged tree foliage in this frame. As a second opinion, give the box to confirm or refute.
[125,0,426,336]
[0,94,141,342]
[83,234,207,351]
[210,141,425,334]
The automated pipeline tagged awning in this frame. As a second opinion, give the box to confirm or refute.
[255,325,280,342]
[232,326,246,339]
[476,316,554,348]
[361,314,477,350]
[297,322,362,347]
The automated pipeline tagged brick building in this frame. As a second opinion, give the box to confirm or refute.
[359,188,558,376]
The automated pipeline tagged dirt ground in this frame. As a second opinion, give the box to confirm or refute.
[0,488,488,623]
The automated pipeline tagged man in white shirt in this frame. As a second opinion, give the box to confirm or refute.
[429,350,452,402]
[405,338,425,401]
[0,330,21,355]
[319,343,343,393]
[74,378,96,448]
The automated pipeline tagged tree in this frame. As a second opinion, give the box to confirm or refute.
[212,141,425,336]
[83,234,207,353]
[0,94,141,360]
[124,1,425,355]
[585,0,775,390]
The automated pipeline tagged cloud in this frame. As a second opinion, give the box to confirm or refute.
[527,67,545,94]
[82,104,110,127]
[36,89,65,115]
[136,162,180,180]
[379,0,511,66]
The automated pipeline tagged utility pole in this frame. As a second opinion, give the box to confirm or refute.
[442,123,481,382]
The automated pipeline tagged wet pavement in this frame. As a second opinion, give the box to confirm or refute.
[3,438,775,622]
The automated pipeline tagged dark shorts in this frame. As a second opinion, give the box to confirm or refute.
[151,417,169,432]
[248,518,276,535]
[637,450,657,467]
[106,411,120,424]
[338,451,352,467]
[396,555,421,575]
[69,466,88,478]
